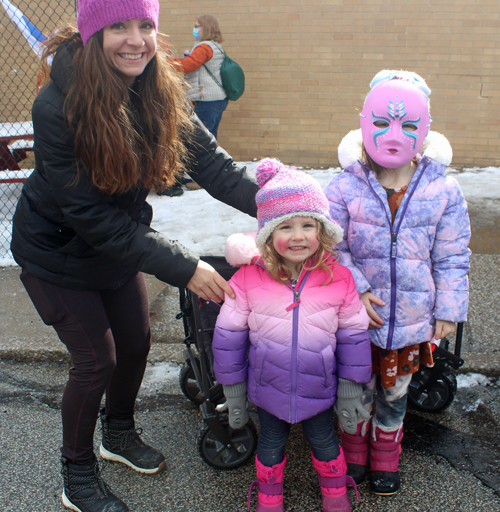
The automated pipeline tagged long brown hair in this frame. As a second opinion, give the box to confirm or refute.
[261,220,340,284]
[39,25,193,195]
[197,15,224,43]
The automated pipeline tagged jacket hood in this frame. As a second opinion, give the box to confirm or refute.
[338,128,453,169]
[49,42,78,96]
[225,232,261,267]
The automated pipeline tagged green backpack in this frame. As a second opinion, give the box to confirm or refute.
[203,43,245,101]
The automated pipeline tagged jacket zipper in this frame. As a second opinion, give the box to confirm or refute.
[364,165,426,350]
[287,274,309,423]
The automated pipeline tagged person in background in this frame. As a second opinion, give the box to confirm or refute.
[10,0,258,510]
[159,15,228,197]
[325,70,471,497]
[172,14,228,140]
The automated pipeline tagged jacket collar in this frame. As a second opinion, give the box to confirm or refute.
[224,231,337,288]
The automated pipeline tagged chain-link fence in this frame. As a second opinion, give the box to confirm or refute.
[0,0,76,261]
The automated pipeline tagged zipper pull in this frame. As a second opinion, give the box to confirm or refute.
[391,232,398,259]
[286,284,301,311]
[286,298,301,311]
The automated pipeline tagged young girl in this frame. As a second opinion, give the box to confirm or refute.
[10,0,258,510]
[325,70,471,496]
[212,158,372,512]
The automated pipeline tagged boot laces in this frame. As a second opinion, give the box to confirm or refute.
[65,461,109,502]
[109,427,145,451]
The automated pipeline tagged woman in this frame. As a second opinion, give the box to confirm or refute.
[10,1,257,511]
[172,15,228,140]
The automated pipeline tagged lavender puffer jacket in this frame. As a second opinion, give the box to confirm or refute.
[212,237,371,424]
[325,130,471,351]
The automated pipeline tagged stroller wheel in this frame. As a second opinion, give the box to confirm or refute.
[197,414,257,470]
[179,357,225,406]
[179,358,204,405]
[408,367,457,412]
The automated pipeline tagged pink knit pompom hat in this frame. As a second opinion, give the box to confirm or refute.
[77,0,160,46]
[255,158,343,252]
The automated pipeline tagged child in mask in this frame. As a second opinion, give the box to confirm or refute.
[212,158,372,512]
[325,70,471,496]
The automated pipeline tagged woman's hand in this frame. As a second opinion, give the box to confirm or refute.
[360,292,386,329]
[434,320,456,340]
[186,259,235,303]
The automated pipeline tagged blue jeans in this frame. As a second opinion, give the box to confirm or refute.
[257,406,340,467]
[194,98,229,139]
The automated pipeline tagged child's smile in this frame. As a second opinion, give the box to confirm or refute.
[272,216,320,278]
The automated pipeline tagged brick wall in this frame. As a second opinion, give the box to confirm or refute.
[162,0,500,168]
[0,1,498,168]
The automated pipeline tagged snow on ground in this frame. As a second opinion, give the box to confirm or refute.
[137,364,495,396]
[463,398,485,413]
[139,361,181,396]
[457,372,492,389]
[1,163,500,264]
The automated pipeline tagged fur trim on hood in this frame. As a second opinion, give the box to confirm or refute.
[338,129,453,169]
[225,232,261,267]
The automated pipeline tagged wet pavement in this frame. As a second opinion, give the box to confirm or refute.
[1,359,500,512]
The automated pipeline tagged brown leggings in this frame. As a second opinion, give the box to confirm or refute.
[20,270,151,465]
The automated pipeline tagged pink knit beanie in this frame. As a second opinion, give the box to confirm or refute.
[255,158,343,252]
[77,0,160,46]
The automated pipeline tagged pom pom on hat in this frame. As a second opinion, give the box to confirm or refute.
[77,0,160,46]
[255,158,292,187]
[254,158,343,252]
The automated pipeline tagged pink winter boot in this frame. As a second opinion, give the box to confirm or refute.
[312,448,360,512]
[370,425,403,496]
[339,420,370,485]
[247,455,286,512]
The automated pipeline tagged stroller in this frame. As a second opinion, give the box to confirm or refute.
[176,256,464,469]
[407,322,465,412]
[177,256,258,470]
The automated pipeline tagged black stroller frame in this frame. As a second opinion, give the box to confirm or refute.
[177,256,257,470]
[177,257,465,468]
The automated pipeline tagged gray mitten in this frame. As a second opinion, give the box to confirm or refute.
[335,378,371,435]
[216,382,249,429]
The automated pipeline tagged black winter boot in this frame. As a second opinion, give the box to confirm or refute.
[61,457,129,512]
[99,409,166,474]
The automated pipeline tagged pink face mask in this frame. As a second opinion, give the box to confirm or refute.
[360,79,431,169]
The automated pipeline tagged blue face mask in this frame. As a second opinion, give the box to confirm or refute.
[193,27,200,40]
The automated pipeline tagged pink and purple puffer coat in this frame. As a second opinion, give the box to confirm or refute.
[212,235,372,424]
[325,130,471,351]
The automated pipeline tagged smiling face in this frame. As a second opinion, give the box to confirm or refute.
[271,216,320,277]
[102,18,157,86]
[360,79,431,169]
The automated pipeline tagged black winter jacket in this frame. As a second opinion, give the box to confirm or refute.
[11,44,258,290]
